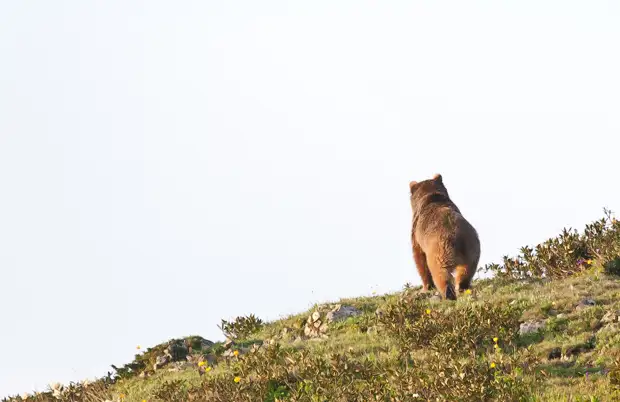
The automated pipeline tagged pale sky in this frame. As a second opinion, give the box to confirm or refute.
[1,0,619,396]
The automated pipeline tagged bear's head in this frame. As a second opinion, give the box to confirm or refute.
[409,174,450,212]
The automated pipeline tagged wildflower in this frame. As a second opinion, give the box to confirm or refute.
[490,362,496,368]
[198,361,206,367]
[233,350,239,357]
[494,344,499,349]
[493,337,498,343]
[464,289,472,295]
[119,394,126,400]
[206,366,212,372]
[586,259,593,265]
[425,309,431,315]
[234,376,241,383]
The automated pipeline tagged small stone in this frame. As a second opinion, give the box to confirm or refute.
[601,310,619,324]
[519,320,546,335]
[154,355,168,370]
[576,298,596,310]
[548,347,561,360]
[325,305,362,323]
[311,311,321,322]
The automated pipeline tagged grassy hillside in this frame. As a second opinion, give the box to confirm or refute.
[5,210,620,402]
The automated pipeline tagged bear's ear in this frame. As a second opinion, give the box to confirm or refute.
[432,173,442,182]
[409,181,418,192]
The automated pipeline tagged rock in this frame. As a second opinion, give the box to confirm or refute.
[576,298,596,310]
[565,345,587,357]
[548,347,561,360]
[601,310,619,324]
[163,340,189,362]
[185,336,214,351]
[519,320,546,335]
[304,310,329,338]
[154,355,168,370]
[325,305,362,323]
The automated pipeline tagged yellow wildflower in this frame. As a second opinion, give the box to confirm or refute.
[198,361,206,367]
[234,376,241,383]
[586,259,593,265]
[425,309,431,315]
[206,366,212,372]
[119,394,126,400]
[233,350,239,357]
[490,362,496,368]
[464,289,472,295]
[493,337,498,343]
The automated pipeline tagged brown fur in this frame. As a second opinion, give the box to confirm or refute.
[409,174,480,300]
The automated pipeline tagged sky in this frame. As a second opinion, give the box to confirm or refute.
[0,0,619,396]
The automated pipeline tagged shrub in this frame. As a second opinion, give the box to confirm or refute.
[219,314,264,340]
[484,209,620,280]
[192,341,530,402]
[376,293,522,358]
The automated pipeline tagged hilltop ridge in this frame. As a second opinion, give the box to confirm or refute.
[4,210,620,402]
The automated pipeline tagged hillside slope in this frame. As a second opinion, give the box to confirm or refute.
[5,211,620,402]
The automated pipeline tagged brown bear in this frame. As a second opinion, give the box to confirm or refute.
[409,174,480,300]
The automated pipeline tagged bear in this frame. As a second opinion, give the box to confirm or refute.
[409,174,480,300]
